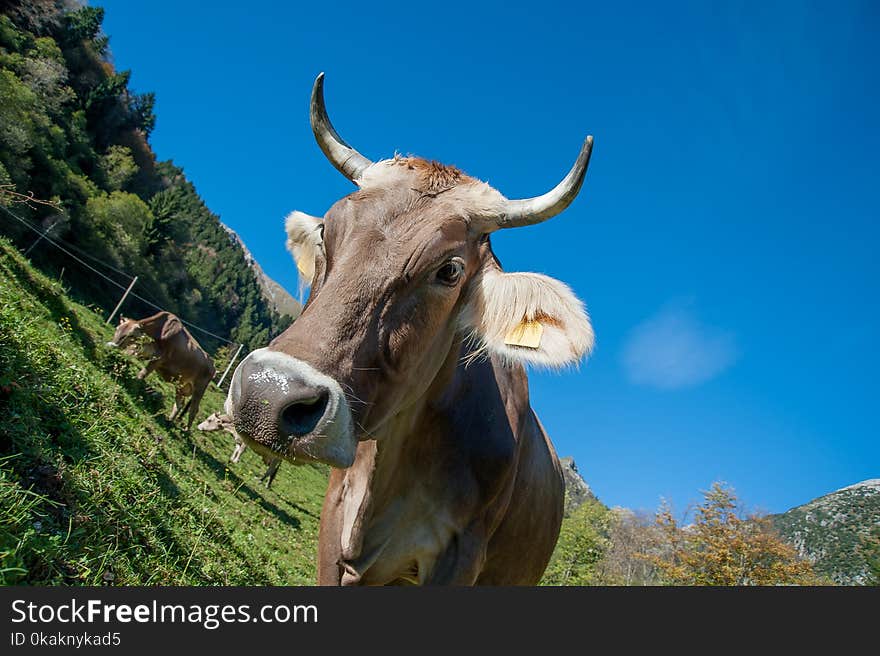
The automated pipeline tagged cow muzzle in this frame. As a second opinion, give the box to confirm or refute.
[226,348,356,469]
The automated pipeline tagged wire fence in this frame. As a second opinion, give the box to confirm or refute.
[0,204,245,385]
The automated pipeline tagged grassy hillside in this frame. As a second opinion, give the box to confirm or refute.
[0,237,326,585]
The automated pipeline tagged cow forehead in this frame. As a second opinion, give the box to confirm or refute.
[115,320,134,333]
[325,209,472,282]
[355,157,507,219]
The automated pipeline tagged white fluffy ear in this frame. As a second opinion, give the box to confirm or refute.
[285,211,323,284]
[462,268,594,368]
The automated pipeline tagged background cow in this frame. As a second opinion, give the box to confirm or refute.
[227,74,595,585]
[108,312,215,430]
[198,412,282,487]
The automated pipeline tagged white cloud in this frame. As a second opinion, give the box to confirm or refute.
[622,303,738,390]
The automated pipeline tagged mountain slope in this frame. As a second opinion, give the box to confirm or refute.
[223,224,301,319]
[771,479,880,585]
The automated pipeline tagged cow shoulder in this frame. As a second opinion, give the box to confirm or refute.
[159,314,184,341]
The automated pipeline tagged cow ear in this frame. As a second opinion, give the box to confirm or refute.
[285,211,324,285]
[461,268,594,368]
[119,316,127,324]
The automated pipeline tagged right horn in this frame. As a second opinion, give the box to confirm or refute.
[493,136,593,230]
[310,72,374,183]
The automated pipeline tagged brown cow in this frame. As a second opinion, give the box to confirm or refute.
[108,312,215,429]
[227,74,595,585]
[197,412,282,488]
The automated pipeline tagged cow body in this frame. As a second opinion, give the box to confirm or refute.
[317,354,563,585]
[228,74,596,585]
[109,312,215,429]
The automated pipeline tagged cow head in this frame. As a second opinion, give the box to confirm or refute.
[228,74,595,469]
[106,316,143,351]
[197,412,232,433]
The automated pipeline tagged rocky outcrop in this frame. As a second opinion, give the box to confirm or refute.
[560,456,595,514]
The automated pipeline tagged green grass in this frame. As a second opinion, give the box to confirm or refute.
[0,236,327,585]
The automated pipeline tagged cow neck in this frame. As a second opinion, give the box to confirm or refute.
[339,334,464,566]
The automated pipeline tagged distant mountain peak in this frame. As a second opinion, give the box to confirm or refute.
[834,479,880,494]
[221,224,301,320]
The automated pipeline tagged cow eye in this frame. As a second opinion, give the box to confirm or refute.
[435,258,464,286]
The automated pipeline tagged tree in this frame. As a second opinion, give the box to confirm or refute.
[3,0,60,35]
[543,497,611,585]
[647,482,819,586]
[98,145,137,191]
[595,508,661,585]
[60,6,106,53]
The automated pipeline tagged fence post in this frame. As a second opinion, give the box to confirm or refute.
[217,343,244,389]
[106,276,138,324]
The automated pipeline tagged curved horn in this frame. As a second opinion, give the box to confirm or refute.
[310,72,373,183]
[495,136,593,229]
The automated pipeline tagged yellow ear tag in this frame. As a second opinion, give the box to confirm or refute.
[296,259,309,278]
[504,319,544,349]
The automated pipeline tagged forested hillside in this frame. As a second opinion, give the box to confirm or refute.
[0,1,291,354]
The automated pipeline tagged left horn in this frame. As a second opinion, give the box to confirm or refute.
[494,136,593,229]
[310,72,373,183]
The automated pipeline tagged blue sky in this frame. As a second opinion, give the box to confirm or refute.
[97,0,879,513]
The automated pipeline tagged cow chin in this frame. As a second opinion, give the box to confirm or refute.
[226,348,357,469]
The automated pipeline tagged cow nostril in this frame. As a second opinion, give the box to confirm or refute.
[279,389,330,437]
